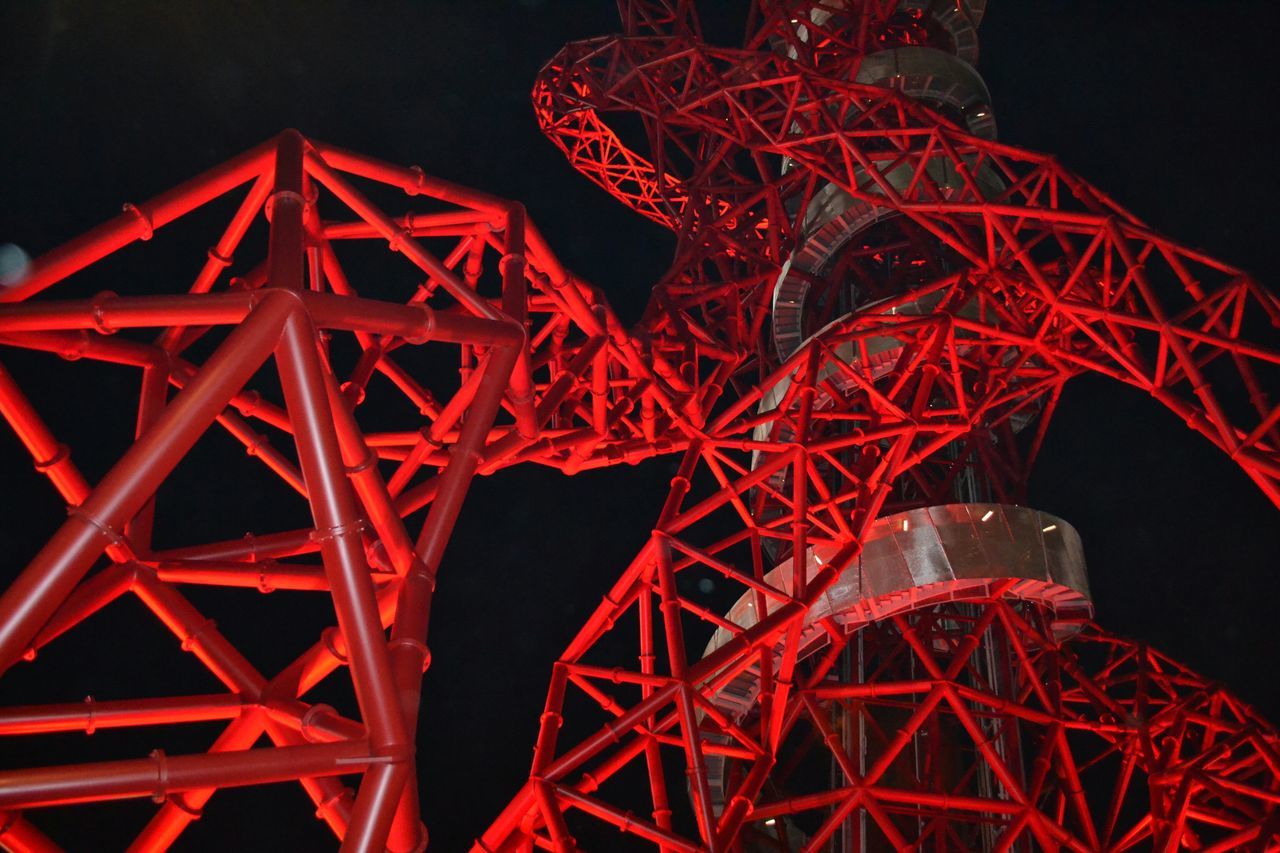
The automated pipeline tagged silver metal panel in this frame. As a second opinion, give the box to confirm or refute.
[698,502,1091,812]
[781,1,985,65]
[701,503,1091,697]
[855,47,995,138]
[769,159,1003,361]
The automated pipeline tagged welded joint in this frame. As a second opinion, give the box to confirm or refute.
[415,425,445,449]
[344,445,379,476]
[315,785,353,821]
[337,380,367,406]
[726,791,754,815]
[577,769,601,794]
[388,636,431,673]
[402,303,435,345]
[122,202,154,241]
[385,227,415,256]
[404,558,437,593]
[264,189,307,222]
[253,563,279,594]
[405,165,429,197]
[498,252,526,275]
[49,330,90,362]
[166,792,204,820]
[321,626,350,664]
[206,246,233,268]
[149,748,170,803]
[241,432,272,459]
[32,442,71,473]
[232,389,265,419]
[364,540,393,575]
[82,694,97,735]
[66,505,128,549]
[599,592,623,631]
[270,188,307,208]
[299,702,342,743]
[179,617,220,654]
[309,518,367,546]
[90,291,120,336]
[507,386,535,408]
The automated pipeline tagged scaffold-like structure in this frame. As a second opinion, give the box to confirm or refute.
[1,2,1278,851]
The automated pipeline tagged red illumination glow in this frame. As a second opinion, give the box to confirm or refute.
[0,2,1277,851]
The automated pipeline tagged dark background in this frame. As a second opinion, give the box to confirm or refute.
[0,2,1277,850]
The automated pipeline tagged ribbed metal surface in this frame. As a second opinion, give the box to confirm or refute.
[900,0,986,63]
[701,503,1091,719]
[770,158,1003,360]
[857,46,995,138]
[698,503,1091,810]
[784,1,987,64]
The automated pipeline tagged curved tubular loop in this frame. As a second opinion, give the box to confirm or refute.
[0,1,1277,850]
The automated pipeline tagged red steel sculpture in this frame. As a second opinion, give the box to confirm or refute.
[0,2,1278,852]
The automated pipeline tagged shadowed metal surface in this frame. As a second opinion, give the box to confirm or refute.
[702,503,1092,721]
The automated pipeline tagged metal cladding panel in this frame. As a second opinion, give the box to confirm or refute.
[1046,518,1090,600]
[929,503,988,574]
[857,526,916,598]
[987,502,1044,579]
[769,157,1005,361]
[897,519,954,588]
[855,47,996,139]
[817,561,862,625]
[698,503,1095,813]
[702,502,1093,693]
[786,0,985,64]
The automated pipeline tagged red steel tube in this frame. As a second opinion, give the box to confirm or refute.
[383,329,524,851]
[0,741,372,810]
[274,309,410,850]
[156,170,275,352]
[344,762,412,853]
[302,149,501,322]
[154,560,380,592]
[125,362,172,553]
[0,139,272,304]
[0,330,164,368]
[0,359,92,507]
[0,694,245,736]
[130,567,268,697]
[0,289,509,353]
[127,713,267,851]
[310,142,510,217]
[149,527,317,563]
[499,202,538,440]
[0,292,296,673]
[25,563,136,657]
[322,374,416,576]
[275,310,408,748]
[262,697,366,744]
[268,130,307,292]
[0,811,61,853]
[261,718,356,842]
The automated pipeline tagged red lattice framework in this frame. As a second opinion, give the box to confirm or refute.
[0,1,1276,851]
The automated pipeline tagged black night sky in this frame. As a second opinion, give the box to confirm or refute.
[0,2,1277,850]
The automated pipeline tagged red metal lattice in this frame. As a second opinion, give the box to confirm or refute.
[0,2,1277,851]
